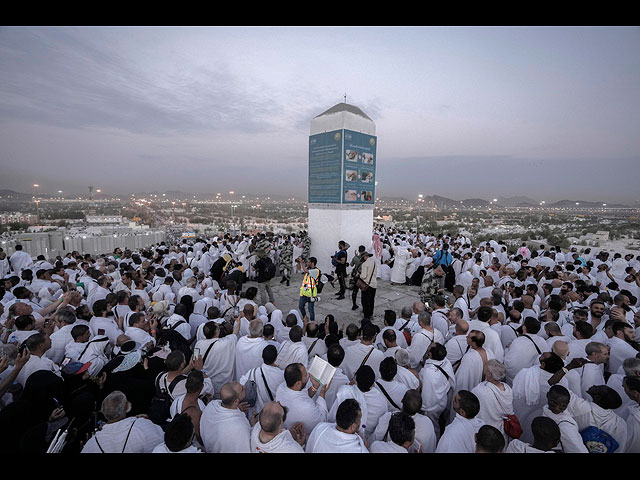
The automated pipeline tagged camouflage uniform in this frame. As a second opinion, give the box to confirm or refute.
[255,237,272,260]
[420,268,444,306]
[301,234,311,262]
[280,242,294,275]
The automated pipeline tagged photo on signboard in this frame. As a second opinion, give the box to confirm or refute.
[346,150,358,162]
[344,190,357,201]
[360,190,373,202]
[362,153,374,165]
[361,171,373,183]
[345,170,358,182]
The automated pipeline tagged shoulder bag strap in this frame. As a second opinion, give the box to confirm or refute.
[523,334,542,355]
[168,374,187,394]
[121,418,137,453]
[202,339,218,363]
[359,346,375,370]
[376,381,401,410]
[307,338,320,355]
[433,363,450,381]
[260,367,274,402]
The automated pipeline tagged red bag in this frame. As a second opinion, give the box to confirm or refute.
[503,414,523,439]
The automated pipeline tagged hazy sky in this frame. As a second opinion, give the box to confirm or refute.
[1,26,639,204]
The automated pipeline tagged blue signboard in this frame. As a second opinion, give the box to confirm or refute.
[308,128,376,204]
[343,129,376,204]
[308,130,343,203]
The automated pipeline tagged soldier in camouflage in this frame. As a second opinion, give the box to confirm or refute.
[301,231,311,262]
[255,233,272,260]
[279,235,294,286]
[420,264,446,309]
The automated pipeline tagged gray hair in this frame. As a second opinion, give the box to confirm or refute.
[56,307,77,325]
[485,359,507,381]
[401,306,413,319]
[394,348,410,367]
[585,342,606,357]
[417,310,431,327]
[101,391,130,422]
[623,357,640,376]
[249,318,264,338]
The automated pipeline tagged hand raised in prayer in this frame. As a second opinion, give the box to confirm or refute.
[48,406,65,422]
[238,401,251,413]
[14,349,30,370]
[290,422,307,446]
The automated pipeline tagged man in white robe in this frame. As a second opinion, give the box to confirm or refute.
[435,390,485,453]
[541,385,588,453]
[199,382,253,453]
[342,322,385,381]
[608,321,638,375]
[471,359,513,442]
[305,398,368,453]
[455,330,494,395]
[249,401,306,453]
[468,306,504,363]
[565,341,608,399]
[369,411,415,453]
[328,365,388,441]
[511,353,583,444]
[503,317,549,385]
[371,389,437,453]
[82,391,164,453]
[390,244,410,285]
[195,318,239,398]
[419,344,455,436]
[374,357,408,412]
[623,376,640,453]
[275,325,309,370]
[15,333,62,387]
[407,311,445,370]
[8,245,34,275]
[239,345,285,415]
[234,319,268,381]
[275,362,329,435]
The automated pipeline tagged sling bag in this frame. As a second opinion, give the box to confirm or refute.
[357,265,375,291]
[522,334,542,355]
[376,381,401,410]
[202,339,219,364]
[94,418,137,453]
[260,367,275,402]
[359,347,375,370]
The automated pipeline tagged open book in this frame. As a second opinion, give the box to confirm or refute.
[308,355,336,386]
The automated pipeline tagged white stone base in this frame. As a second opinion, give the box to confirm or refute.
[307,205,374,274]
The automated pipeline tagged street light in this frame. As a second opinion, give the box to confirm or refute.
[33,184,40,220]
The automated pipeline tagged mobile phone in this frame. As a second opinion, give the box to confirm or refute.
[233,305,240,317]
[194,347,200,357]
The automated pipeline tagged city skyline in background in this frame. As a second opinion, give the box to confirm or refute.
[1,26,639,204]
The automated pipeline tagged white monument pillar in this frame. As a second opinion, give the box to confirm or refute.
[307,102,377,274]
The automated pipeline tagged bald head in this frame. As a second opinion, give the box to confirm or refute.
[259,401,285,434]
[456,319,469,335]
[413,301,425,314]
[220,382,243,408]
[551,340,569,360]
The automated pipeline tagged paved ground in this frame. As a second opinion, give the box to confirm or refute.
[248,272,423,330]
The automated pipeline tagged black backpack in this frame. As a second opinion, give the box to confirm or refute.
[261,257,276,281]
[148,372,187,428]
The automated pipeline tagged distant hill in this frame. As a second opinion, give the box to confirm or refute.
[548,199,629,209]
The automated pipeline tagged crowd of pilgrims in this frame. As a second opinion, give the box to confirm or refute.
[0,227,639,453]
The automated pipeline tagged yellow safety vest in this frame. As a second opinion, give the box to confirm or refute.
[300,269,319,297]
